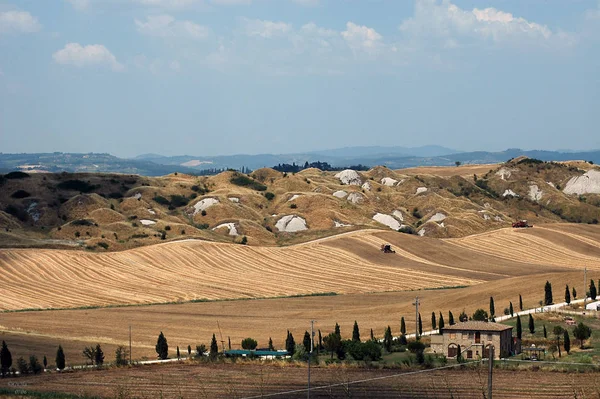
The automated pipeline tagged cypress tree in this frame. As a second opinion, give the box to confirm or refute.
[449,311,455,325]
[590,280,597,301]
[318,330,323,350]
[456,344,462,362]
[431,312,437,330]
[285,331,295,356]
[187,345,191,356]
[519,294,523,311]
[334,323,341,338]
[268,337,274,351]
[210,334,219,359]
[528,314,535,334]
[95,344,104,366]
[0,341,12,376]
[155,332,168,360]
[383,326,393,352]
[228,337,231,350]
[43,355,47,370]
[564,330,571,354]
[565,284,571,304]
[438,313,445,329]
[400,317,406,335]
[352,321,360,342]
[56,345,65,370]
[176,346,180,360]
[303,331,311,352]
[516,315,522,340]
[544,281,553,305]
[418,313,423,337]
[489,297,495,317]
[572,287,577,299]
[543,325,547,338]
[509,302,514,316]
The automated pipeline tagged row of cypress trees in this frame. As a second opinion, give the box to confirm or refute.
[1,341,65,376]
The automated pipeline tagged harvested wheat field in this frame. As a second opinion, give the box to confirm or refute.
[1,224,600,311]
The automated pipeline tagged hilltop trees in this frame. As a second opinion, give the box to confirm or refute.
[544,281,553,305]
[0,341,12,376]
[573,322,592,349]
[565,285,571,304]
[155,332,169,360]
[352,321,360,342]
[56,345,65,370]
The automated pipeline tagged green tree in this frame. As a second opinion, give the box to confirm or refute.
[29,355,42,375]
[383,326,393,352]
[155,332,168,360]
[187,345,191,356]
[285,331,296,356]
[509,302,514,316]
[95,344,104,366]
[56,345,66,370]
[449,311,455,325]
[352,321,360,342]
[115,346,129,366]
[590,280,597,301]
[418,313,423,337]
[456,344,462,362]
[553,326,564,357]
[303,331,311,352]
[176,346,181,359]
[563,330,571,354]
[519,294,523,311]
[516,316,522,339]
[318,330,323,350]
[544,281,553,305]
[543,325,547,339]
[210,334,219,359]
[438,313,445,330]
[400,317,406,335]
[528,314,535,334]
[17,357,29,375]
[565,285,571,304]
[431,312,437,330]
[334,323,341,338]
[43,355,47,370]
[82,346,97,365]
[268,337,274,351]
[196,344,207,357]
[489,297,495,317]
[572,287,577,299]
[0,341,12,376]
[472,309,489,321]
[459,310,468,322]
[573,322,592,349]
[323,332,341,360]
[370,329,374,341]
[241,338,258,350]
[228,337,231,350]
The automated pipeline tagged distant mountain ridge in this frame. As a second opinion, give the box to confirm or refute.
[1,147,599,176]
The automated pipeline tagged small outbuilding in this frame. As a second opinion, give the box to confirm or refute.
[431,321,516,360]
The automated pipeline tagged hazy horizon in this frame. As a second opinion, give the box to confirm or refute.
[1,0,598,157]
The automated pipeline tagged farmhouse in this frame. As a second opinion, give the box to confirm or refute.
[430,321,515,360]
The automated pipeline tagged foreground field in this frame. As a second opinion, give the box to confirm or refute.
[1,224,599,311]
[2,361,600,398]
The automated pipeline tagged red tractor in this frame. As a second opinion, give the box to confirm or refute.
[512,220,533,228]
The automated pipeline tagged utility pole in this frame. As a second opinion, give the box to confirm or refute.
[308,320,315,399]
[584,267,587,308]
[488,345,494,399]
[412,297,420,339]
[129,325,132,365]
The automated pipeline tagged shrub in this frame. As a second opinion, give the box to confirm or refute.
[108,192,124,199]
[72,219,94,226]
[97,242,109,249]
[346,340,382,361]
[201,210,207,217]
[230,174,267,191]
[4,205,28,222]
[240,236,248,245]
[412,208,422,219]
[290,203,297,209]
[10,190,31,199]
[153,196,170,206]
[57,179,98,193]
[407,340,425,353]
[195,344,207,358]
[265,192,275,201]
[169,195,189,208]
[165,225,171,231]
[195,223,209,230]
[4,171,30,179]
[241,338,258,350]
[398,226,416,235]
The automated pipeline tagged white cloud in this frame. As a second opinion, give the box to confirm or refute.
[65,0,90,11]
[133,0,201,8]
[399,0,559,45]
[135,15,209,39]
[0,10,41,34]
[242,18,292,38]
[341,22,383,53]
[53,43,124,71]
[301,22,337,37]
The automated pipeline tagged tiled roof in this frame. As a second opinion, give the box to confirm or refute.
[441,321,512,332]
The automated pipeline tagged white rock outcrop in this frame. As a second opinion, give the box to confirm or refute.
[333,190,348,199]
[213,222,239,236]
[140,219,156,226]
[288,194,301,202]
[133,193,142,200]
[381,177,398,186]
[495,168,516,180]
[429,213,446,223]
[147,209,156,215]
[563,170,600,195]
[26,202,40,222]
[192,198,219,215]
[334,221,352,228]
[528,185,543,201]
[416,187,428,195]
[275,215,308,232]
[418,229,426,237]
[372,213,402,230]
[347,192,364,204]
[502,189,518,198]
[392,210,404,221]
[361,182,372,191]
[228,197,240,203]
[335,170,362,186]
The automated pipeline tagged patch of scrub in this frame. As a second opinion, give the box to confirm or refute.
[275,215,308,232]
[333,190,348,199]
[563,170,600,195]
[373,213,402,230]
[502,189,518,198]
[381,177,397,186]
[392,210,404,221]
[416,187,428,195]
[288,194,301,202]
[192,198,219,215]
[361,182,371,191]
[213,222,239,236]
[347,192,364,204]
[334,170,362,186]
[228,197,240,203]
[528,185,543,201]
[429,213,446,223]
[140,219,156,226]
[334,221,352,228]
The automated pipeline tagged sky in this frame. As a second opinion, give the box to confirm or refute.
[0,0,598,158]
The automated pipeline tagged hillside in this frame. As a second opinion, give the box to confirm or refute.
[0,158,599,251]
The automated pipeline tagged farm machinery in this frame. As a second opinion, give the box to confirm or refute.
[512,220,533,228]
[381,244,396,253]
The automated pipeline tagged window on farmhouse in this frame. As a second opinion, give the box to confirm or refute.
[468,332,474,339]
[487,334,493,341]
[449,333,456,339]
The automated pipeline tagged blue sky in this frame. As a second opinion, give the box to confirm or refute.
[0,0,598,157]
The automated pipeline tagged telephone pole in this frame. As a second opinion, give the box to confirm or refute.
[129,325,132,365]
[412,297,420,338]
[308,320,315,399]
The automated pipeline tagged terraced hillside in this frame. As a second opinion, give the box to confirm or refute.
[0,224,599,311]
